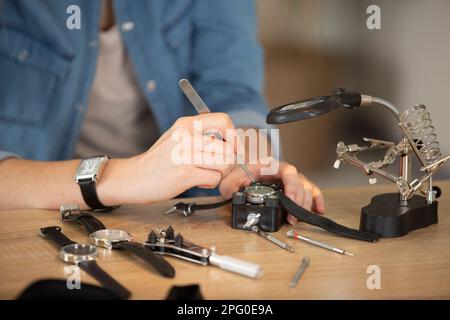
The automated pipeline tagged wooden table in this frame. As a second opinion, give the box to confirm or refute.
[1,182,450,299]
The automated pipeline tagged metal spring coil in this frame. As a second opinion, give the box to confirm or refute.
[399,104,441,165]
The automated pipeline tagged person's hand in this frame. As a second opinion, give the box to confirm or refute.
[98,113,237,205]
[219,158,325,224]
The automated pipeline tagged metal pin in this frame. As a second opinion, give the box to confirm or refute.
[179,79,256,184]
[289,257,310,288]
[287,230,354,256]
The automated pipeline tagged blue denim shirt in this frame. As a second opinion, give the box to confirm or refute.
[0,0,269,161]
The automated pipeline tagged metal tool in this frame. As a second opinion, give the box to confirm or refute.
[251,226,295,252]
[289,257,310,288]
[267,88,449,238]
[179,78,256,184]
[144,226,262,279]
[287,230,354,256]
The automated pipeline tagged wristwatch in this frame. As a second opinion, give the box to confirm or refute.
[60,205,175,278]
[40,226,131,299]
[74,156,113,211]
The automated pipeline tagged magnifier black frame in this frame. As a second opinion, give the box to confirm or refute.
[266,89,362,124]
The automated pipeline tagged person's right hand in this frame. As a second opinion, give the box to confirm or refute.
[98,113,237,205]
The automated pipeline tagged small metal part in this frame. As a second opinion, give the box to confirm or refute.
[368,176,377,185]
[163,202,194,216]
[286,230,354,256]
[243,213,261,229]
[60,204,82,221]
[289,257,310,288]
[179,78,256,184]
[252,226,295,253]
[147,230,157,244]
[333,159,341,169]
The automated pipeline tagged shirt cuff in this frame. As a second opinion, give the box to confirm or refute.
[0,150,20,160]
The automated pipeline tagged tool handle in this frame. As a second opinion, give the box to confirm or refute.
[209,253,262,279]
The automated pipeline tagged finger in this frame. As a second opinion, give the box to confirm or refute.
[219,167,252,198]
[301,187,313,211]
[190,168,222,189]
[311,184,325,214]
[279,164,302,203]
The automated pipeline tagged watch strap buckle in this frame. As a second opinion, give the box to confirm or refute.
[60,204,83,222]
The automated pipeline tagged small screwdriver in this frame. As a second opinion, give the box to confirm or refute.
[286,230,354,256]
[252,226,295,253]
[289,256,310,288]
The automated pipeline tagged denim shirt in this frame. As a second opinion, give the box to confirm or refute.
[0,0,269,161]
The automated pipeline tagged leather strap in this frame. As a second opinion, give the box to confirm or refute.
[280,194,379,242]
[40,226,76,248]
[74,213,107,234]
[77,260,131,299]
[113,241,175,278]
[78,179,113,211]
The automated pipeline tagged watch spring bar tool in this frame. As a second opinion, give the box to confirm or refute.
[179,78,256,184]
[287,230,354,256]
[289,257,310,288]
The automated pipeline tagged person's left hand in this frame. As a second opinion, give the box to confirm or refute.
[218,158,325,225]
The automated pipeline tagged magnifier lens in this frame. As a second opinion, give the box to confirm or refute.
[278,99,327,112]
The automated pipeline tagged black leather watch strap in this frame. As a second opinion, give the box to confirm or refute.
[78,179,112,211]
[280,194,380,242]
[74,213,106,234]
[40,226,76,248]
[77,260,131,299]
[113,241,175,278]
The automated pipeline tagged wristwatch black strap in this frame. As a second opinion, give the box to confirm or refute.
[78,179,113,212]
[113,241,175,278]
[77,260,131,299]
[40,226,76,248]
[280,194,380,242]
[74,213,107,234]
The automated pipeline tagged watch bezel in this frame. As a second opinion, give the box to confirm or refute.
[89,229,133,249]
[59,243,98,264]
[74,156,109,183]
[244,185,276,204]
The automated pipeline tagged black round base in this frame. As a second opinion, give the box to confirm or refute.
[360,193,438,238]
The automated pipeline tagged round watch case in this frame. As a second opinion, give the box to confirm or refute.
[89,229,133,249]
[244,185,276,204]
[59,243,98,264]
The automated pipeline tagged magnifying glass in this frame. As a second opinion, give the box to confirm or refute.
[266,89,365,124]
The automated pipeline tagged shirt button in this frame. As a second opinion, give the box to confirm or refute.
[146,80,157,92]
[121,21,134,32]
[17,49,29,62]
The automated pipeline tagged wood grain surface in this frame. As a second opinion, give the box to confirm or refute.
[1,181,449,299]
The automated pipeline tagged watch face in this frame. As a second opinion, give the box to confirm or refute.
[60,244,97,264]
[244,185,276,204]
[90,229,132,249]
[76,157,103,178]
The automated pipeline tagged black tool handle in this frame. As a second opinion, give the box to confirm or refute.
[77,260,131,299]
[40,226,76,248]
[114,241,175,278]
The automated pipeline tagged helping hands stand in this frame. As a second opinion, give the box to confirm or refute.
[267,89,450,237]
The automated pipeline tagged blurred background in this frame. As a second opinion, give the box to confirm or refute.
[257,0,450,188]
